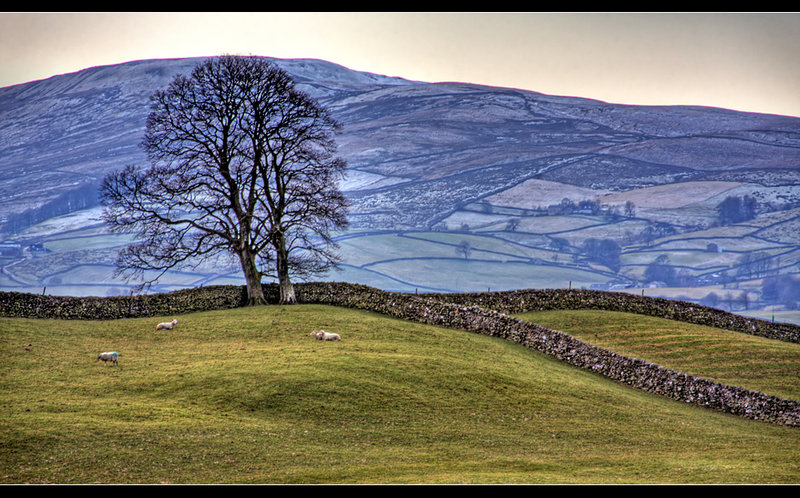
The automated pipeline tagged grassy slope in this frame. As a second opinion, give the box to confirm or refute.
[516,309,800,401]
[1,304,799,484]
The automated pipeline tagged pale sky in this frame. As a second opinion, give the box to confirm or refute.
[2,12,800,117]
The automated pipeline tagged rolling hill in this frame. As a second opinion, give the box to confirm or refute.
[2,302,799,483]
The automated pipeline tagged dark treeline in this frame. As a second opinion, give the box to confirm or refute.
[716,195,758,225]
[581,238,621,272]
[762,274,800,310]
[0,182,100,235]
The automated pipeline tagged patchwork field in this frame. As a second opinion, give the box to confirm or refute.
[2,179,800,324]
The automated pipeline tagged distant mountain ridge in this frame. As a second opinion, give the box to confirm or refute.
[1,56,800,309]
[2,56,798,231]
[0,56,417,228]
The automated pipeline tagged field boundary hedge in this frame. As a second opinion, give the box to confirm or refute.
[1,282,799,426]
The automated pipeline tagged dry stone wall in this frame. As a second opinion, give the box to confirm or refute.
[293,282,800,427]
[1,281,799,426]
[422,288,800,345]
[0,285,249,320]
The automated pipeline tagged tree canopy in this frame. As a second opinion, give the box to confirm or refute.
[716,195,757,225]
[100,56,348,304]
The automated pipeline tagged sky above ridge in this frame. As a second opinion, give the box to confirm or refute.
[2,12,799,118]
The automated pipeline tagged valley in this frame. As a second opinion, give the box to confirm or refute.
[1,56,799,324]
[3,175,800,325]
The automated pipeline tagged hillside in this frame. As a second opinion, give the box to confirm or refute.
[2,303,799,484]
[1,56,799,320]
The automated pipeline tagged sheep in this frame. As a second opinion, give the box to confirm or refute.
[310,329,341,341]
[97,351,119,366]
[156,319,178,330]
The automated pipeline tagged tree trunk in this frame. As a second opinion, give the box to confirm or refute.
[239,248,266,306]
[275,232,296,304]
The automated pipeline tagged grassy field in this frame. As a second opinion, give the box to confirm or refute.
[2,304,800,484]
[515,310,800,401]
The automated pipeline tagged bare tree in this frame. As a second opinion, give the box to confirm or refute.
[456,240,472,260]
[100,56,348,305]
[624,200,636,218]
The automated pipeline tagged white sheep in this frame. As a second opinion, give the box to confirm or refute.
[156,319,178,330]
[97,351,119,366]
[310,329,341,341]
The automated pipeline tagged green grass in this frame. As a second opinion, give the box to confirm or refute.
[43,234,133,253]
[365,259,606,292]
[2,304,800,484]
[515,309,800,401]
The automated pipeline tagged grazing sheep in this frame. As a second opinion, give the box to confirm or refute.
[156,319,178,330]
[311,329,341,341]
[97,351,119,366]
